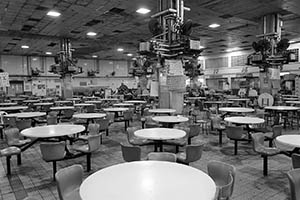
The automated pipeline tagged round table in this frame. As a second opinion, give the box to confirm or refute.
[33,102,53,106]
[67,98,81,101]
[40,98,54,102]
[50,106,75,111]
[74,103,94,107]
[0,102,17,107]
[100,98,119,101]
[0,106,28,113]
[103,107,128,118]
[55,100,72,105]
[113,103,134,107]
[85,101,102,104]
[152,116,189,128]
[73,113,106,125]
[23,100,40,104]
[275,135,300,151]
[283,98,299,101]
[282,95,298,98]
[124,100,147,104]
[219,107,254,114]
[265,106,299,127]
[80,161,216,200]
[10,98,26,102]
[148,109,176,115]
[6,112,46,119]
[285,101,300,105]
[186,97,206,100]
[224,116,265,125]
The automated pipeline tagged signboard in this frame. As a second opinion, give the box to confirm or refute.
[165,60,184,76]
[166,75,186,91]
[0,72,10,87]
[268,68,280,80]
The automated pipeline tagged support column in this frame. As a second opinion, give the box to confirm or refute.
[61,74,73,98]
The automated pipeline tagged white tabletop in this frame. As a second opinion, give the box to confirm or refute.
[66,98,81,101]
[80,161,216,200]
[0,103,17,106]
[73,113,106,119]
[40,98,54,101]
[55,100,72,104]
[186,97,206,100]
[83,97,99,100]
[148,109,176,114]
[219,107,254,113]
[134,128,186,140]
[275,135,300,151]
[100,98,119,101]
[103,107,129,112]
[85,101,103,104]
[0,106,28,111]
[21,124,85,138]
[50,106,75,111]
[228,98,250,101]
[113,103,134,107]
[283,98,299,101]
[224,116,265,125]
[204,101,234,104]
[264,106,300,111]
[124,100,147,104]
[285,101,300,105]
[152,116,189,124]
[10,98,26,101]
[33,102,53,106]
[23,100,40,103]
[74,103,94,107]
[282,95,298,98]
[6,112,46,119]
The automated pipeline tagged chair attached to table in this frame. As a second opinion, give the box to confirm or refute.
[126,126,153,146]
[147,152,176,162]
[0,146,21,175]
[207,160,236,200]
[55,164,83,200]
[120,142,141,162]
[251,132,282,176]
[287,168,300,200]
[176,143,204,165]
[225,126,250,155]
[211,115,226,146]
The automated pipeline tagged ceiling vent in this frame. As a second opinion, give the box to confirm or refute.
[219,14,233,19]
[109,7,125,14]
[47,42,57,47]
[35,6,49,11]
[21,25,34,31]
[28,18,41,22]
[84,19,103,27]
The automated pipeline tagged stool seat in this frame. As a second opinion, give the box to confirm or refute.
[0,146,21,156]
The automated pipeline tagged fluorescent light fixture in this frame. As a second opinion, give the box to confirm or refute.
[117,48,124,52]
[289,40,296,43]
[127,53,133,56]
[47,10,61,17]
[199,45,205,49]
[87,32,97,36]
[280,72,290,76]
[226,47,240,52]
[136,8,151,14]
[209,23,220,28]
[92,55,98,58]
[32,58,37,61]
[21,45,29,49]
[45,52,52,55]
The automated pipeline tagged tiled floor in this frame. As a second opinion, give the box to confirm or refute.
[0,119,295,200]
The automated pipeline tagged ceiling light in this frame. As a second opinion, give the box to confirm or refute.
[92,55,98,58]
[87,32,97,36]
[127,53,133,56]
[117,48,124,52]
[136,8,151,14]
[47,10,61,17]
[209,23,220,28]
[289,40,296,43]
[21,45,29,49]
[199,46,205,49]
[32,58,38,61]
[45,52,52,55]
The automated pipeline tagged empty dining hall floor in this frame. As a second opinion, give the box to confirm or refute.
[0,120,296,200]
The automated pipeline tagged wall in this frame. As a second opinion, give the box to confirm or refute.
[0,54,136,95]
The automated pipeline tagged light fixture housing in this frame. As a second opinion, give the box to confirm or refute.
[117,48,124,52]
[92,55,98,58]
[127,53,133,56]
[21,45,29,49]
[87,32,97,36]
[209,23,220,28]
[47,10,61,17]
[199,46,205,49]
[45,52,52,55]
[136,8,151,14]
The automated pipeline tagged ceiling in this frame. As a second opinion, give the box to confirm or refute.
[0,0,300,59]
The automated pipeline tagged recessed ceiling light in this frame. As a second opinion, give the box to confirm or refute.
[289,40,296,43]
[47,10,61,17]
[87,32,97,36]
[199,46,205,49]
[21,45,29,49]
[92,55,98,58]
[127,53,133,56]
[136,8,151,14]
[45,52,52,55]
[32,58,38,61]
[117,48,124,52]
[209,23,220,28]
